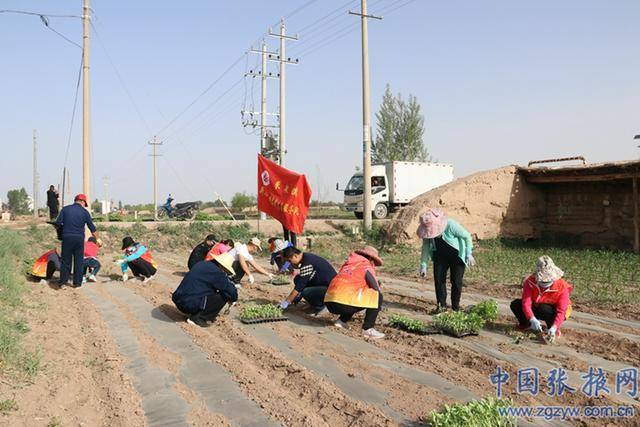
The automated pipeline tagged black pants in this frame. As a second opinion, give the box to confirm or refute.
[510,299,556,328]
[59,235,85,286]
[326,293,383,330]
[191,293,228,322]
[128,258,157,278]
[300,286,328,309]
[46,261,58,280]
[433,253,466,311]
[283,226,297,247]
[231,260,244,283]
[48,206,59,220]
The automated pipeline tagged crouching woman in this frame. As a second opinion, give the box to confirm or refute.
[172,253,238,328]
[324,246,385,340]
[117,236,158,282]
[510,255,573,341]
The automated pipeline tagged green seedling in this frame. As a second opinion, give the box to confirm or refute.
[240,303,284,320]
[425,397,516,427]
[388,314,429,334]
[433,311,485,336]
[270,274,291,285]
[466,300,499,322]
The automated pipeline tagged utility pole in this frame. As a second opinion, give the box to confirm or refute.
[102,176,110,214]
[269,18,299,167]
[32,129,38,219]
[148,137,163,221]
[82,0,92,207]
[350,1,382,231]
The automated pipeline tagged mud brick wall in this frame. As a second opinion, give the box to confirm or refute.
[537,180,635,249]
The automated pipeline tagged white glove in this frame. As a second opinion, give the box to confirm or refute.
[122,273,128,282]
[279,300,290,310]
[419,265,427,277]
[114,259,124,266]
[529,317,542,332]
[268,273,275,280]
[248,274,255,284]
[466,253,476,267]
[547,325,557,337]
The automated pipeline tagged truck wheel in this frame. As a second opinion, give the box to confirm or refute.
[354,212,363,219]
[373,203,388,219]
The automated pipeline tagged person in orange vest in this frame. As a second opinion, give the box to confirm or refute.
[115,236,157,283]
[324,246,385,340]
[510,255,573,342]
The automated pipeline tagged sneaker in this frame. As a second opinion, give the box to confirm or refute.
[39,279,48,285]
[430,305,447,315]
[313,306,329,316]
[82,277,87,284]
[88,274,97,283]
[186,316,208,328]
[363,328,385,340]
[142,275,154,284]
[334,319,348,329]
[57,282,66,290]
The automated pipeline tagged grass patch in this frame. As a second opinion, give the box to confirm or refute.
[47,417,62,427]
[0,229,41,378]
[0,399,18,413]
[425,397,516,426]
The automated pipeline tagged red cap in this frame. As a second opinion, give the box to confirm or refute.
[74,194,88,206]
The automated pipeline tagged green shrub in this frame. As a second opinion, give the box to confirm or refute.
[425,397,516,427]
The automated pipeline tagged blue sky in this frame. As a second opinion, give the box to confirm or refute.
[1,0,639,206]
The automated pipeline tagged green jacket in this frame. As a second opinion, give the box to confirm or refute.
[420,219,473,269]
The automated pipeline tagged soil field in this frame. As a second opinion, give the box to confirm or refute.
[2,246,638,426]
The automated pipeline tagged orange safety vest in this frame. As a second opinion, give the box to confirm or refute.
[32,249,57,278]
[141,250,157,269]
[324,253,379,309]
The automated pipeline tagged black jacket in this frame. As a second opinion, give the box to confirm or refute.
[46,190,59,209]
[172,261,237,314]
[187,242,211,270]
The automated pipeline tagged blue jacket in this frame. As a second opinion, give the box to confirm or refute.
[56,203,96,238]
[172,261,238,313]
[293,253,337,292]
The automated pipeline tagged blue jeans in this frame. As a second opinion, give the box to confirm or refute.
[299,286,328,309]
[83,258,101,276]
[59,235,85,286]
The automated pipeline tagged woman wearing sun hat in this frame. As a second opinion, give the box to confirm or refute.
[511,255,573,341]
[324,246,385,339]
[417,208,474,313]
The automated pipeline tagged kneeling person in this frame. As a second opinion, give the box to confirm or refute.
[172,253,238,327]
[279,247,337,314]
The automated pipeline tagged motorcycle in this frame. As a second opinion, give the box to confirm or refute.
[157,201,200,220]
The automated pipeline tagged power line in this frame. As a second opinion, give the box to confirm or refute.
[0,9,80,19]
[63,54,84,168]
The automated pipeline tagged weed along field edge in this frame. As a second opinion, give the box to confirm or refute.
[0,222,638,426]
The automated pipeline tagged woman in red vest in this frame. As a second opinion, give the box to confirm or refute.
[324,246,385,340]
[510,255,573,342]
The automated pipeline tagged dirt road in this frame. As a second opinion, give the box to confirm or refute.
[3,251,638,426]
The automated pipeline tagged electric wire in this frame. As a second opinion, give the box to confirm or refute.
[63,54,83,168]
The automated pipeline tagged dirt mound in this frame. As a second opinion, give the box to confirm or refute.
[387,166,544,243]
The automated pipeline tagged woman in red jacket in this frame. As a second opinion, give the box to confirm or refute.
[510,255,573,342]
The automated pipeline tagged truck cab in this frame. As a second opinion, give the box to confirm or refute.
[339,162,454,219]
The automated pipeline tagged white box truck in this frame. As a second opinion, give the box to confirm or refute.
[338,161,454,219]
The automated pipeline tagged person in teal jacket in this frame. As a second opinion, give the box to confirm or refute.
[417,208,475,313]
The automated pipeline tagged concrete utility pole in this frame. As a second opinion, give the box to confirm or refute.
[350,1,382,231]
[32,129,38,219]
[102,176,110,214]
[269,18,299,167]
[149,137,163,221]
[82,0,92,206]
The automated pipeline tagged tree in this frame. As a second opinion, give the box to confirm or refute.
[372,84,429,163]
[7,188,30,215]
[91,198,101,212]
[231,192,256,210]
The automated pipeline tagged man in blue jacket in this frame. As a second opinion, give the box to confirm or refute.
[55,194,98,288]
[172,253,238,327]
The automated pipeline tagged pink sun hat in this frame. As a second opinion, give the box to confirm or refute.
[416,208,448,239]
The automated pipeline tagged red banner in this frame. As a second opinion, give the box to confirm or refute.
[257,155,312,234]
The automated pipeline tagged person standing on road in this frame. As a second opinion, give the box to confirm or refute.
[172,253,238,328]
[510,256,573,342]
[46,185,60,220]
[324,246,385,340]
[228,237,273,285]
[55,194,98,288]
[417,208,474,313]
[279,247,337,314]
[117,236,157,282]
[187,234,218,270]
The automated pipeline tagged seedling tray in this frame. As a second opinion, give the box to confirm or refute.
[389,323,440,335]
[439,328,479,338]
[269,279,291,286]
[240,316,288,324]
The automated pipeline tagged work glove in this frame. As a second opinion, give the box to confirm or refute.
[279,300,290,310]
[122,273,128,282]
[419,265,428,277]
[114,259,124,266]
[248,274,255,284]
[466,253,476,267]
[529,317,542,332]
[547,325,557,338]
[268,273,275,280]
